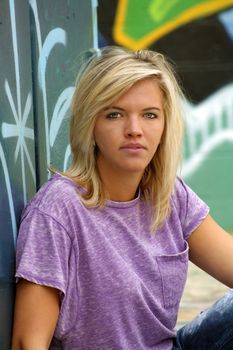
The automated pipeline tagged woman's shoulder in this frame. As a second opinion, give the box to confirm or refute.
[170,177,209,236]
[22,173,82,221]
[172,177,208,208]
[172,177,198,206]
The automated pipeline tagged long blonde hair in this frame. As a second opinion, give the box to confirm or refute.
[64,46,184,231]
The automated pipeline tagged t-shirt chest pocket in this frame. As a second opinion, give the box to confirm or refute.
[156,241,189,309]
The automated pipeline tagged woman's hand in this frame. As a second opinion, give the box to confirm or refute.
[11,279,60,350]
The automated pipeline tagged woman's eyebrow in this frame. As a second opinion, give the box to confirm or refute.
[103,106,125,111]
[104,106,161,111]
[143,107,161,111]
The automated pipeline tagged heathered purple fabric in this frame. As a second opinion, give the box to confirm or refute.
[16,173,209,349]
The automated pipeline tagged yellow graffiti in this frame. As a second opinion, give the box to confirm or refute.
[114,0,233,50]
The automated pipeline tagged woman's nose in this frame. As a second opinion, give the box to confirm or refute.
[124,116,143,137]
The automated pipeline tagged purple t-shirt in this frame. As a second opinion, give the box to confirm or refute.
[15,173,209,349]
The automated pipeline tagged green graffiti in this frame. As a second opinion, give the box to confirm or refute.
[148,0,180,23]
[114,0,233,49]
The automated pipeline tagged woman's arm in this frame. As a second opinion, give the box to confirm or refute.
[11,279,60,350]
[187,214,233,288]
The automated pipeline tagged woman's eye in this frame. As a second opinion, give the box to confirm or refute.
[144,112,157,119]
[106,112,121,119]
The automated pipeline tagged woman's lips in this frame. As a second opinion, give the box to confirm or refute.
[120,143,146,152]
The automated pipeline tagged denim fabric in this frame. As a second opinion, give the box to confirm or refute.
[173,290,233,350]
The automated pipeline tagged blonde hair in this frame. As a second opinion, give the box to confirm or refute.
[64,46,184,231]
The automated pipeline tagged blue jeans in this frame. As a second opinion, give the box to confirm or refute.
[172,289,233,350]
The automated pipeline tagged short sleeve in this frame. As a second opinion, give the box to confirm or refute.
[15,208,72,295]
[173,178,209,240]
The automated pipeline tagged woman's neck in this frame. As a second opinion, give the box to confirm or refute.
[98,168,143,202]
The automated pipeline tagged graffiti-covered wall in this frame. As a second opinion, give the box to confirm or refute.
[0,0,97,348]
[98,0,233,231]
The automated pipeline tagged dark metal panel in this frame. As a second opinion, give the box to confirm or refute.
[0,0,36,348]
[29,0,96,187]
[0,1,97,348]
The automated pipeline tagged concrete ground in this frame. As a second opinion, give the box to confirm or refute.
[177,262,229,328]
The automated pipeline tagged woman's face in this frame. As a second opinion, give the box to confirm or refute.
[94,78,165,180]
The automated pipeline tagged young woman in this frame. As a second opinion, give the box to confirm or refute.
[12,46,233,350]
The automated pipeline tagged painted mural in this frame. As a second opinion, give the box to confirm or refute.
[98,0,233,231]
[0,1,97,347]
